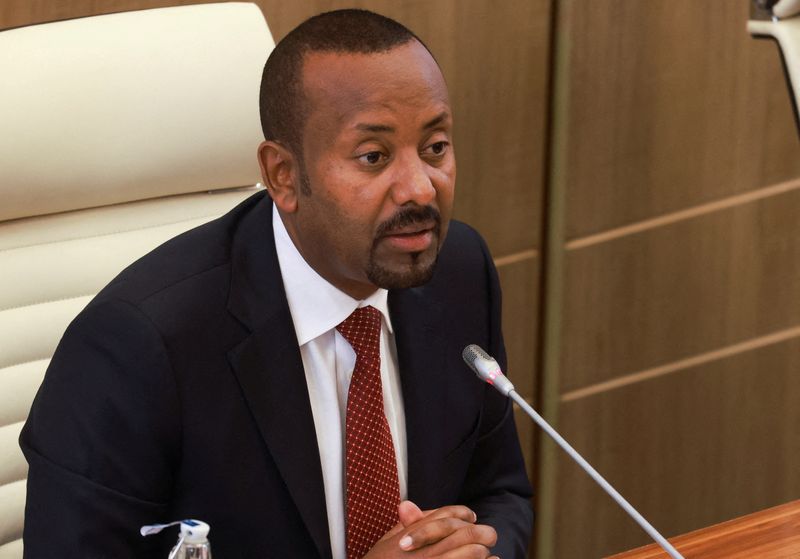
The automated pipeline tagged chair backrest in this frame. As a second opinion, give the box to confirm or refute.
[0,4,273,556]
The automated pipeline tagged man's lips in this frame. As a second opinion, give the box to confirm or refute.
[379,221,437,252]
[380,220,437,237]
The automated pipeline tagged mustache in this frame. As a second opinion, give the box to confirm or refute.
[376,205,441,237]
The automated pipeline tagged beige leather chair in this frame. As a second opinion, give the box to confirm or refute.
[749,0,800,132]
[0,4,273,556]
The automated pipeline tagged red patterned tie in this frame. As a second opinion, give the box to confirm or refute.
[337,306,400,559]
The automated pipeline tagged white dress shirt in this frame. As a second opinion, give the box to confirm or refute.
[272,206,408,559]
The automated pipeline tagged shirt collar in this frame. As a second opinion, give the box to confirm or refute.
[272,204,394,346]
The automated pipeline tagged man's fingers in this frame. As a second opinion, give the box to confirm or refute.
[422,524,499,559]
[416,504,477,524]
[381,500,426,539]
[436,543,495,559]
[399,517,467,550]
[382,520,406,539]
[443,523,497,549]
[399,518,496,552]
[387,502,476,542]
[398,500,425,528]
[425,522,497,556]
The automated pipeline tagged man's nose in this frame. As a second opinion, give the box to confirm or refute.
[390,153,436,206]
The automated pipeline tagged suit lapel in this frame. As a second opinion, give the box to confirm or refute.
[226,196,331,559]
[389,287,446,509]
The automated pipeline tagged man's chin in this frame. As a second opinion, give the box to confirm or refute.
[366,252,438,290]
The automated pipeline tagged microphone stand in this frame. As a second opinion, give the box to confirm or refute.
[462,344,683,559]
[509,390,684,559]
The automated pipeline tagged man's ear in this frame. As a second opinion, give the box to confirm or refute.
[257,140,300,213]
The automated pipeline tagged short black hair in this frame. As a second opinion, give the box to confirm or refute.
[259,9,425,158]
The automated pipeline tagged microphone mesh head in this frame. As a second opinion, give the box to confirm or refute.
[462,344,490,370]
[462,344,514,396]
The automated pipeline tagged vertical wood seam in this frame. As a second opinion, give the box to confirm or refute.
[534,0,568,556]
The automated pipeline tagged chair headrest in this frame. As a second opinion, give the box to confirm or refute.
[0,2,274,222]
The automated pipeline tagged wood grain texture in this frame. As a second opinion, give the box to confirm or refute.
[607,500,800,559]
[558,0,800,239]
[560,186,800,391]
[542,3,800,557]
[498,257,540,400]
[550,337,800,558]
[514,405,536,487]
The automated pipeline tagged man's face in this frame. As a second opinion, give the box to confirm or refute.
[282,40,455,299]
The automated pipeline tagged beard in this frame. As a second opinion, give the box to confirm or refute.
[366,205,442,289]
[296,158,446,291]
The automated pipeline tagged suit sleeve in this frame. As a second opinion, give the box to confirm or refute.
[460,233,534,559]
[20,299,180,558]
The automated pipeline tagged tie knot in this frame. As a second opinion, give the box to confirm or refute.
[336,306,382,357]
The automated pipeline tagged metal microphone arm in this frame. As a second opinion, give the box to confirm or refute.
[462,345,684,559]
[509,390,683,559]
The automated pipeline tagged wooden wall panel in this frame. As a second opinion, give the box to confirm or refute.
[538,1,800,558]
[498,257,540,399]
[551,337,800,557]
[559,0,800,240]
[514,406,536,484]
[561,185,800,391]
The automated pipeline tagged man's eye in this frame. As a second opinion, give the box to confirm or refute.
[425,141,449,156]
[358,151,385,165]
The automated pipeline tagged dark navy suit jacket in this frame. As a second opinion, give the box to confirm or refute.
[21,192,533,558]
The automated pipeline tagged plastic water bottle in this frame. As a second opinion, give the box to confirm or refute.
[141,519,212,559]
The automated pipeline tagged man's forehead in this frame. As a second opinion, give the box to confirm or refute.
[300,39,439,76]
[352,110,451,133]
[299,42,450,129]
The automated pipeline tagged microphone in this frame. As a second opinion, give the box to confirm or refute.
[462,344,684,559]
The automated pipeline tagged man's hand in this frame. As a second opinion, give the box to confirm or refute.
[363,500,499,558]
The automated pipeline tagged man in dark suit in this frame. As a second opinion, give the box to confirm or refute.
[21,9,532,559]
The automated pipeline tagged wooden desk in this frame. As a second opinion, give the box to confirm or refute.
[606,500,800,558]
